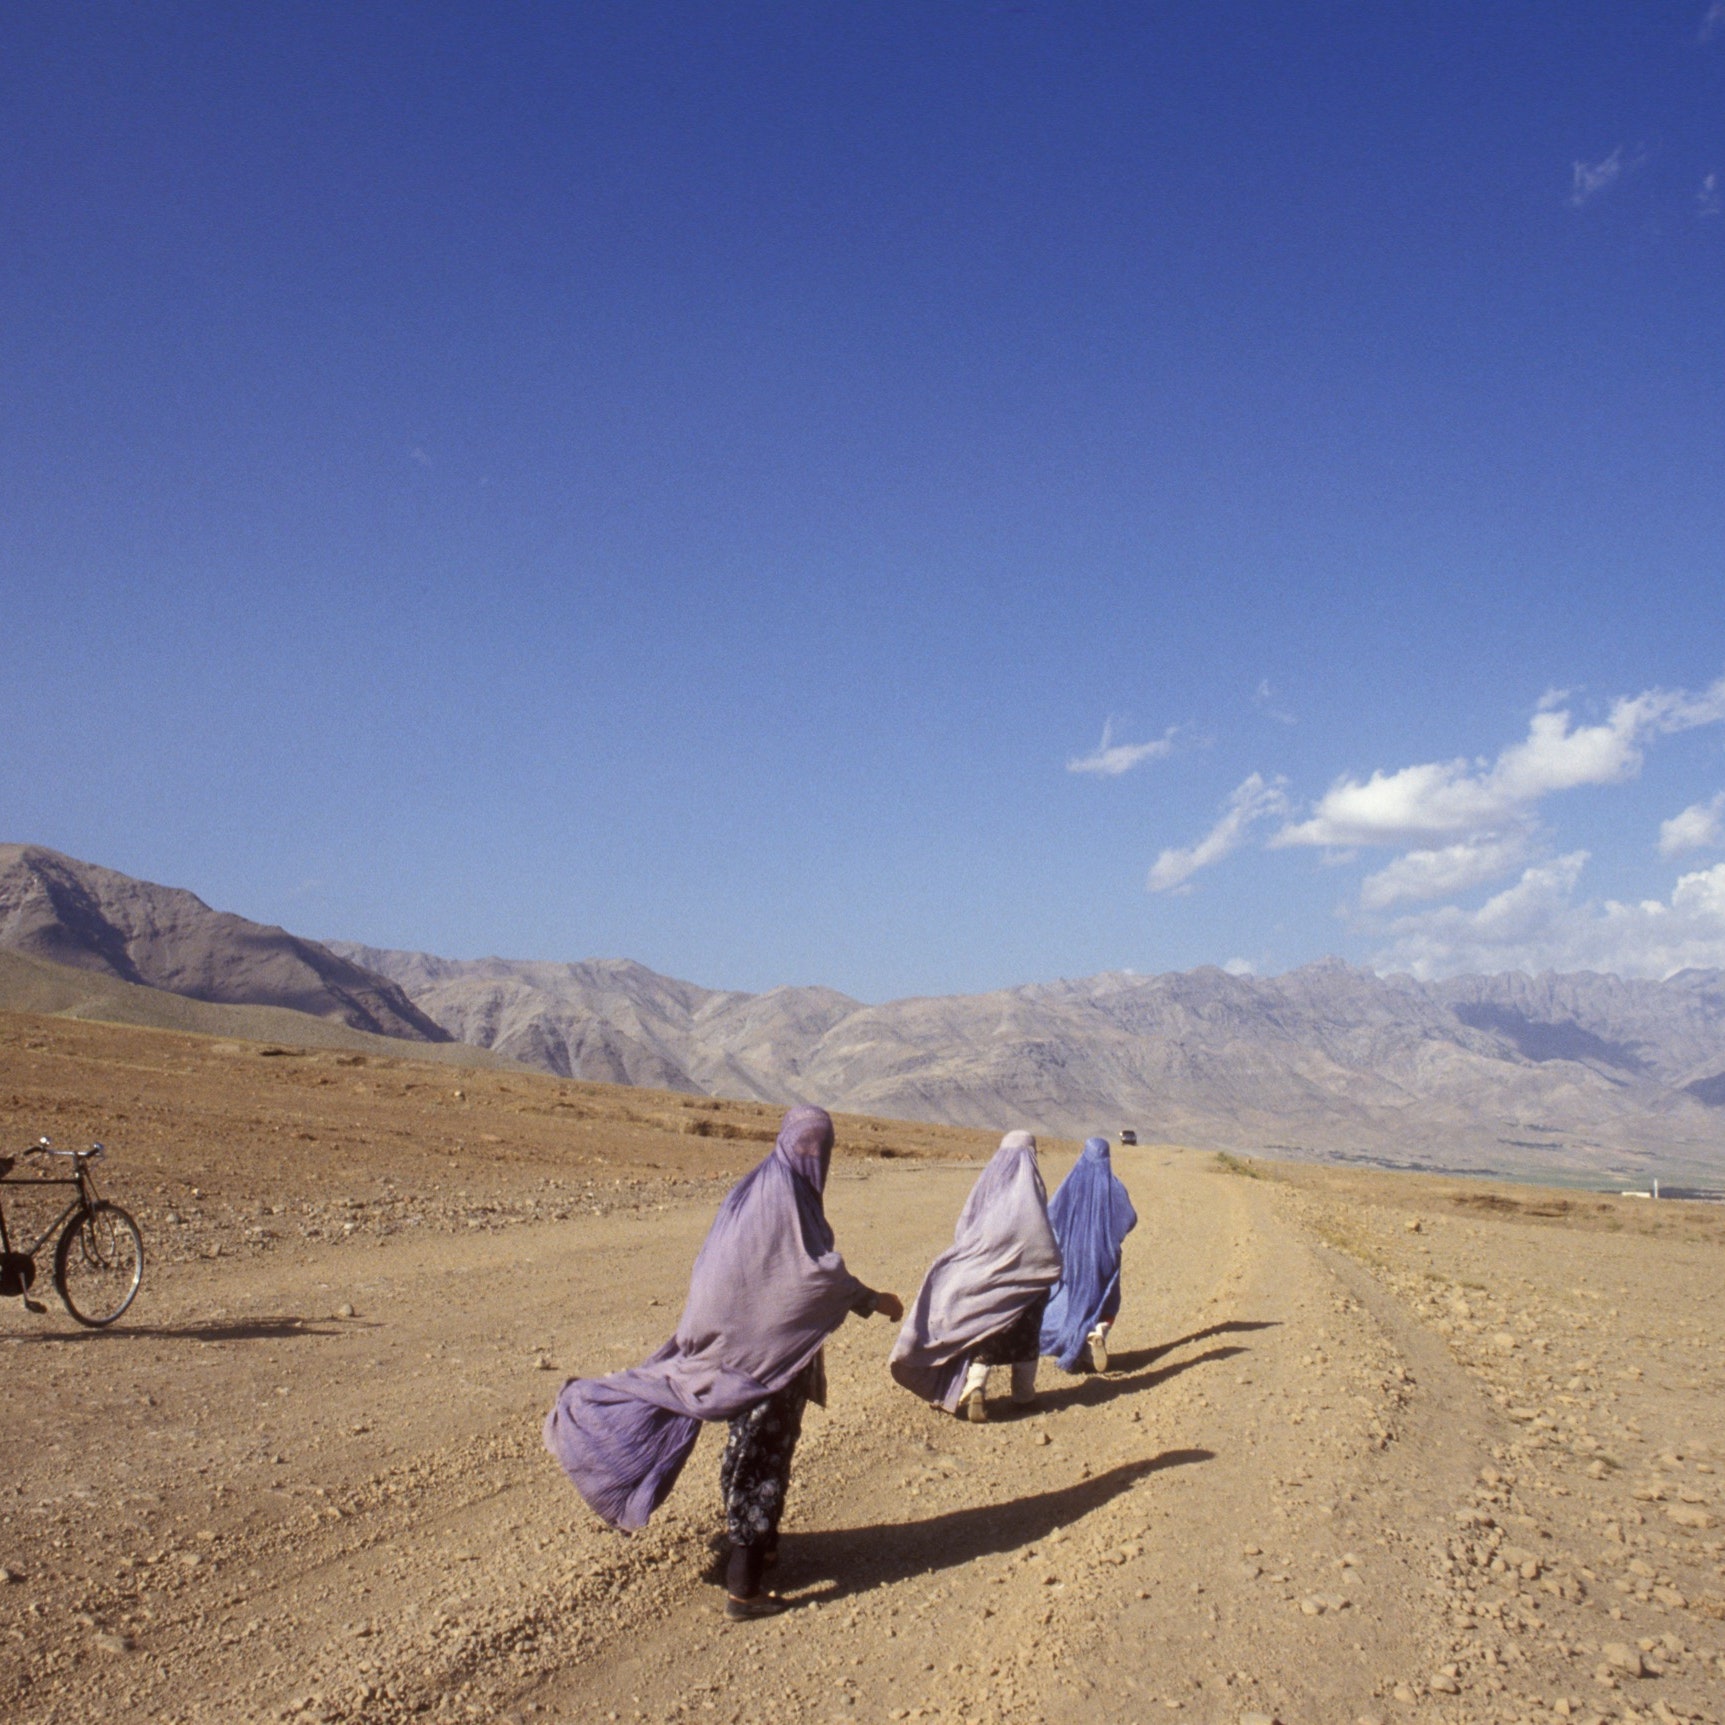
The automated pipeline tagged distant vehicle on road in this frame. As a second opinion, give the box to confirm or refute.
[1118,1130,1137,1145]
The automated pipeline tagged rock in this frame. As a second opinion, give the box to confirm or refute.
[1667,1505,1714,1529]
[1493,1333,1519,1352]
[1240,1713,1279,1725]
[0,1566,21,1584]
[1404,1219,1421,1233]
[1298,1595,1326,1615]
[1602,1641,1646,1676]
[94,1631,134,1654]
[1653,1585,1687,1608]
[336,1303,355,1319]
[1430,1672,1460,1694]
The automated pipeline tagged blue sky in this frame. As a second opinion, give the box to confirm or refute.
[5,2,1725,1000]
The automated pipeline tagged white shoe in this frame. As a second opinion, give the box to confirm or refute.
[1010,1360,1038,1405]
[960,1360,990,1422]
[1086,1327,1109,1374]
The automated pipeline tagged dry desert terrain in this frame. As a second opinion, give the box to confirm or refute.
[2,1012,1723,1725]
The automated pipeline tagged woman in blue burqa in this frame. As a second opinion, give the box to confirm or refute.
[544,1106,902,1620]
[1039,1136,1137,1374]
[889,1131,1062,1422]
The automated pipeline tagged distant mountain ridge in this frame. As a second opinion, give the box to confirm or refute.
[334,943,1725,1185]
[6,847,1723,1184]
[0,845,448,1043]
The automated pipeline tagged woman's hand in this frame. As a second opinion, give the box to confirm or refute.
[872,1291,904,1322]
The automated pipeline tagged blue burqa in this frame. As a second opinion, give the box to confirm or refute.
[543,1106,869,1531]
[1038,1137,1137,1372]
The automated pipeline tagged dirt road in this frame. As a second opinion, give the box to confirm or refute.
[4,1028,1724,1725]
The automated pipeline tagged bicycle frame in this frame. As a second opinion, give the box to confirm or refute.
[0,1179,89,1262]
[1,1141,142,1325]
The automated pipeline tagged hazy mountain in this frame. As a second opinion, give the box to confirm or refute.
[8,848,1722,1184]
[334,944,1725,1185]
[0,947,516,1068]
[0,845,449,1043]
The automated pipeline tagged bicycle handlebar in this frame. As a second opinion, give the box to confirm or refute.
[21,1140,104,1162]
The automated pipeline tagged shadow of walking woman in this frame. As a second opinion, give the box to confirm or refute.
[1033,1341,1252,1413]
[776,1448,1214,1603]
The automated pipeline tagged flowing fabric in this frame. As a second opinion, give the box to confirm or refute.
[889,1131,1062,1413]
[1039,1137,1138,1372]
[543,1105,868,1530]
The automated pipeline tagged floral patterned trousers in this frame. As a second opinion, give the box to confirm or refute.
[720,1361,814,1549]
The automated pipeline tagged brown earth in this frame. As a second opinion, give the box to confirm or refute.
[2,1011,1723,1725]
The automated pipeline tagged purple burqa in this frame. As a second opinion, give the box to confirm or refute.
[889,1131,1062,1413]
[543,1106,869,1531]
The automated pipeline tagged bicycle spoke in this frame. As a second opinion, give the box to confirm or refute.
[55,1203,144,1327]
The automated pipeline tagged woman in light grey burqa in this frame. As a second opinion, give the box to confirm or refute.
[889,1131,1062,1421]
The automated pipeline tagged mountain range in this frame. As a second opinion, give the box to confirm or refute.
[329,942,1725,1184]
[0,844,447,1042]
[5,845,1724,1184]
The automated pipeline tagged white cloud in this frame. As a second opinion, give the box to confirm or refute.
[1660,792,1725,856]
[1569,146,1643,208]
[1359,834,1531,911]
[1700,172,1722,217]
[1148,774,1289,894]
[1223,956,1256,976]
[1275,680,1725,851]
[1254,679,1296,726]
[1067,719,1177,778]
[1373,854,1725,980]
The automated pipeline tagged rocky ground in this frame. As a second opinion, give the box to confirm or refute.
[1,1012,1722,1724]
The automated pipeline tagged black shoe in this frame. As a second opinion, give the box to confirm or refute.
[725,1591,787,1621]
[22,1298,45,1314]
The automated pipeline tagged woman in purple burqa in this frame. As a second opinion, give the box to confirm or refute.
[1039,1136,1137,1374]
[889,1131,1062,1422]
[544,1105,902,1618]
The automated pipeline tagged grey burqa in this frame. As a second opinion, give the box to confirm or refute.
[889,1131,1062,1413]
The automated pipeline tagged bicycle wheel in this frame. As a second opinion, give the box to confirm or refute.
[54,1202,144,1327]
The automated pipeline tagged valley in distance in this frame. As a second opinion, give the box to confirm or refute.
[2,843,1723,1723]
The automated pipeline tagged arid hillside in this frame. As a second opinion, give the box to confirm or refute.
[3,1007,1722,1725]
[336,946,1725,1184]
[0,846,446,1042]
[10,849,1725,1186]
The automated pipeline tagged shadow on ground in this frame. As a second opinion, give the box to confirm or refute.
[2,1313,345,1343]
[1034,1342,1251,1412]
[1111,1318,1280,1374]
[780,1449,1214,1602]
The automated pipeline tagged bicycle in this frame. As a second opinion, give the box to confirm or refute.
[0,1139,144,1327]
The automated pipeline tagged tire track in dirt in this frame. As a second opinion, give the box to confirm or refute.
[512,1150,1500,1725]
[5,1148,1591,1725]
